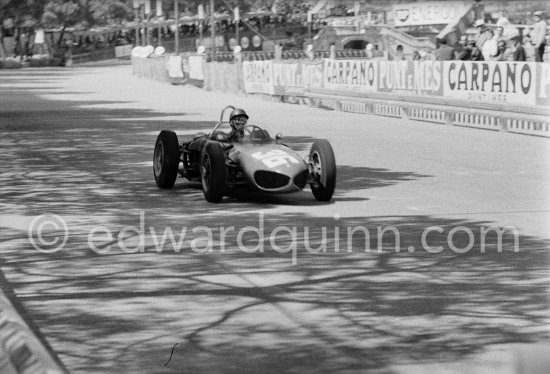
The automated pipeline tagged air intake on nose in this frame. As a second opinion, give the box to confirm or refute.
[254,171,290,189]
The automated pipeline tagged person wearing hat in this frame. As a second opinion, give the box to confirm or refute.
[226,108,249,142]
[473,20,490,51]
[530,11,547,62]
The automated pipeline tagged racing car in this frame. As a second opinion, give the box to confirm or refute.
[153,105,336,203]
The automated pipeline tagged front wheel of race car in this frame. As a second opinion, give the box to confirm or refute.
[201,141,226,203]
[153,130,180,189]
[309,140,336,201]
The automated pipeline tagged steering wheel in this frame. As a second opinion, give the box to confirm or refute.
[243,125,262,134]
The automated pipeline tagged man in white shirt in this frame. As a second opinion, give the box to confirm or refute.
[481,29,498,60]
[530,11,547,62]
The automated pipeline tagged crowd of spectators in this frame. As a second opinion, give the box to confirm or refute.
[4,6,549,64]
[431,10,548,62]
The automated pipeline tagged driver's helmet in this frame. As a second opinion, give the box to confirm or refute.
[229,108,249,131]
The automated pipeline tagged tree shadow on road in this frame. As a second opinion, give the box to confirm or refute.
[1,211,548,373]
[1,70,546,374]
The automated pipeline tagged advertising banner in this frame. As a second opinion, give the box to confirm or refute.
[114,44,133,58]
[166,55,184,78]
[443,61,537,106]
[324,59,377,93]
[391,1,470,27]
[536,63,550,107]
[378,60,443,96]
[273,61,304,95]
[188,55,205,81]
[243,60,324,95]
[302,60,324,91]
[243,60,275,94]
[239,58,548,108]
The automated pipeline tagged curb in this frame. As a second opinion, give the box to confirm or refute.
[0,287,66,374]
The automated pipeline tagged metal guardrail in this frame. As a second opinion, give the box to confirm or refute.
[298,91,550,138]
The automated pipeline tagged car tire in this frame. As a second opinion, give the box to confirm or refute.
[153,130,180,189]
[309,140,336,201]
[201,141,226,202]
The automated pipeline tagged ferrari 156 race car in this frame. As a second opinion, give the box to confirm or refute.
[153,105,336,203]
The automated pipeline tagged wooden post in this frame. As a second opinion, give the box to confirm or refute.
[134,7,140,46]
[210,0,215,61]
[174,0,179,54]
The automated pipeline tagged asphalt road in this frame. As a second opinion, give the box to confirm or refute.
[0,65,549,374]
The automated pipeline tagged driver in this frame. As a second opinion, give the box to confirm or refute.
[227,108,249,142]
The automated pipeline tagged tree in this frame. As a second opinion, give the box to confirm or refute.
[0,0,48,27]
[41,0,131,29]
[41,0,132,44]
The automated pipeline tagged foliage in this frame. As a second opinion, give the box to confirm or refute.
[41,0,132,28]
[0,0,308,29]
[0,0,48,27]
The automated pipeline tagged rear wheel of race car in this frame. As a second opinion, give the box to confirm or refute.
[153,130,180,189]
[309,140,336,201]
[201,141,226,203]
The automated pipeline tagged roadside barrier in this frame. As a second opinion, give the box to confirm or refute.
[453,112,500,131]
[372,103,402,118]
[303,92,550,137]
[506,117,550,136]
[409,107,448,124]
[131,52,550,138]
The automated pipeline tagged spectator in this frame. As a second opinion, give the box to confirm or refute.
[435,38,454,60]
[510,36,526,61]
[412,49,421,60]
[470,43,484,61]
[495,26,505,42]
[329,42,336,59]
[394,44,405,60]
[495,40,507,60]
[474,19,490,50]
[523,35,536,61]
[530,11,547,62]
[502,39,514,61]
[365,43,374,59]
[305,44,314,60]
[454,35,471,60]
[481,29,498,60]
